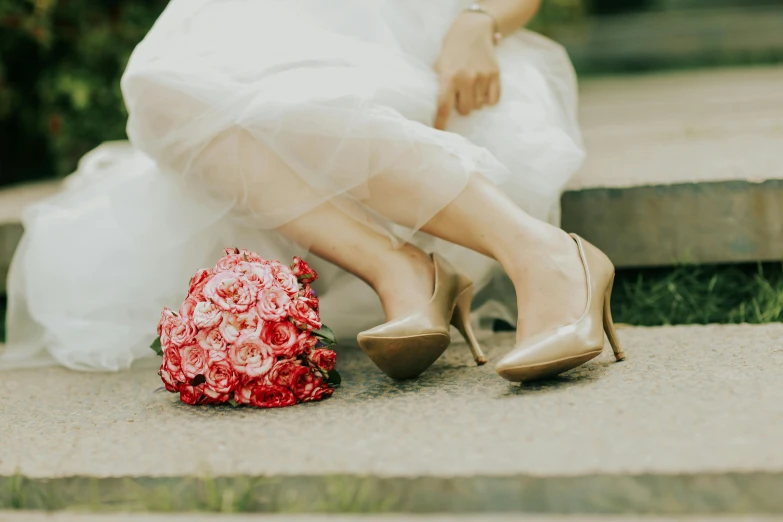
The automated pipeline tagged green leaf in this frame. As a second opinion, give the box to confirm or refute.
[313,325,336,345]
[297,273,315,282]
[190,374,206,386]
[326,369,342,387]
[150,336,162,356]
[228,398,239,408]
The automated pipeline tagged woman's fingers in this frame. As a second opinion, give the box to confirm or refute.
[436,71,499,130]
[487,74,501,106]
[434,82,456,130]
[455,75,474,116]
[474,74,489,109]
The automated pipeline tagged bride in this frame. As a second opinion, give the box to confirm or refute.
[2,0,625,381]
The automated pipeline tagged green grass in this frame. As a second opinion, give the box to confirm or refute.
[611,262,783,326]
[0,263,781,345]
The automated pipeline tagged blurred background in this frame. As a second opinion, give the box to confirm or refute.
[2,0,782,187]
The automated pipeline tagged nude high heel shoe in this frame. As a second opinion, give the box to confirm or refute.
[357,254,488,380]
[495,234,626,383]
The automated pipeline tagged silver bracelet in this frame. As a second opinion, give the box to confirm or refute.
[464,3,503,44]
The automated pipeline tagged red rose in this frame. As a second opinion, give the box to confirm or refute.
[310,348,337,373]
[268,359,310,388]
[247,384,297,408]
[188,269,212,299]
[293,372,333,403]
[287,298,322,330]
[260,320,300,358]
[299,284,319,310]
[178,384,210,405]
[291,256,317,284]
[181,343,208,380]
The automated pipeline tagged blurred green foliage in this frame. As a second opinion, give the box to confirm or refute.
[0,0,167,185]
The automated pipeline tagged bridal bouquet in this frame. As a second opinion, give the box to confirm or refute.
[151,248,339,408]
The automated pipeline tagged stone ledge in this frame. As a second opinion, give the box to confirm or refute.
[2,325,783,514]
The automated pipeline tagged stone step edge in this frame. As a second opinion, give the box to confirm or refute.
[2,471,781,514]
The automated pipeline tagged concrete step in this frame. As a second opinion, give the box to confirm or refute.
[2,325,782,515]
[2,515,781,522]
[562,66,783,268]
[2,66,783,296]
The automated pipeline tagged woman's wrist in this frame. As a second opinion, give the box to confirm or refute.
[453,9,500,44]
[462,4,503,43]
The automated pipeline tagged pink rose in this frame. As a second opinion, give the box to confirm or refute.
[256,287,291,322]
[157,308,177,346]
[218,314,241,344]
[240,262,274,289]
[198,328,227,352]
[215,249,265,272]
[179,296,199,320]
[260,321,300,358]
[169,317,198,348]
[293,372,333,403]
[287,298,322,330]
[203,358,238,398]
[218,309,261,344]
[272,265,300,296]
[229,334,275,378]
[268,360,310,388]
[290,256,317,284]
[193,301,223,329]
[161,343,185,387]
[204,271,257,313]
[248,384,297,408]
[180,343,208,380]
[310,348,337,372]
[188,269,212,299]
[159,364,180,393]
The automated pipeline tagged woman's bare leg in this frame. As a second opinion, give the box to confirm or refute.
[365,172,586,342]
[277,202,435,322]
[186,127,436,322]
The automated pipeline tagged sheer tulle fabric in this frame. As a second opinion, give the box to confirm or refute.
[2,0,584,370]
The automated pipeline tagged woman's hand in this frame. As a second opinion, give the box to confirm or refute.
[434,12,501,130]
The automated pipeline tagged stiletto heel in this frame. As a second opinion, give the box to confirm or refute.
[496,234,628,383]
[603,277,626,362]
[357,254,480,380]
[451,285,488,365]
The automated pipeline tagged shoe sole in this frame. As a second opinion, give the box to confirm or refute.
[357,333,451,381]
[496,349,603,383]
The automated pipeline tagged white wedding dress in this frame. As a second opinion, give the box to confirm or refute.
[2,0,584,371]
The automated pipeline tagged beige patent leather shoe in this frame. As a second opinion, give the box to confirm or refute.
[496,234,626,383]
[357,254,488,380]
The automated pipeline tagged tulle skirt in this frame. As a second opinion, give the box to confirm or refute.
[2,0,584,370]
